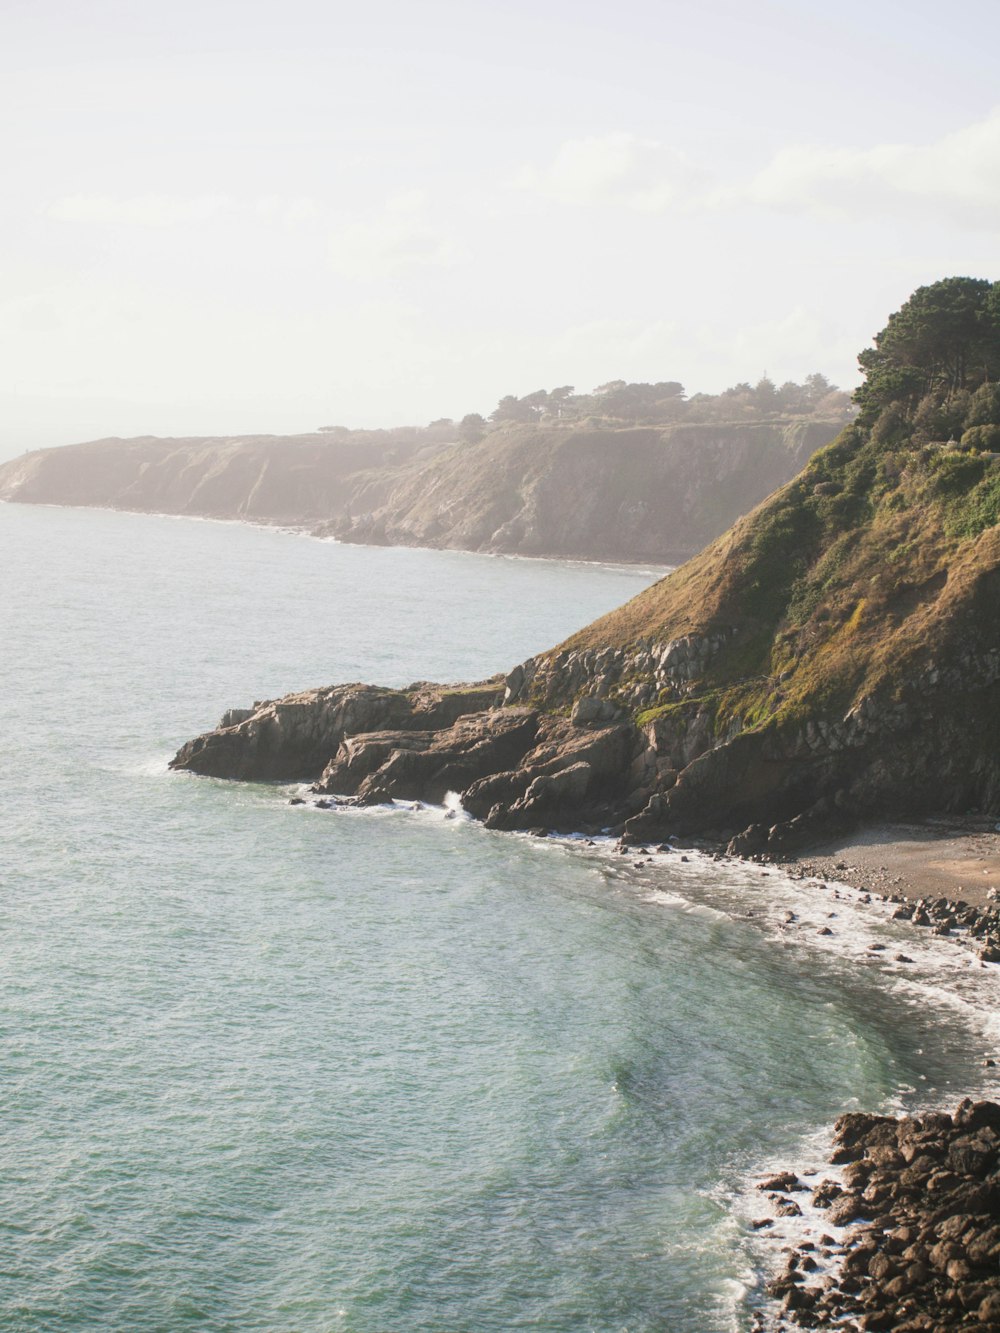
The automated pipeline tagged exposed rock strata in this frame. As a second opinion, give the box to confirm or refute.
[169,603,1000,845]
[170,681,653,833]
[170,682,504,782]
[316,421,835,563]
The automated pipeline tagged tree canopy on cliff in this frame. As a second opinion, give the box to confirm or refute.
[482,373,853,433]
[854,277,1000,446]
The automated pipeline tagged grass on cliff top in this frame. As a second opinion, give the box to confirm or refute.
[556,425,1000,732]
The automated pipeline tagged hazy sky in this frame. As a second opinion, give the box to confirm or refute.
[2,0,998,456]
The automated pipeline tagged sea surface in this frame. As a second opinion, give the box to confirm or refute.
[2,502,998,1332]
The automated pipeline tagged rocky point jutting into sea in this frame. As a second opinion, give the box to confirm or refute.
[170,279,1000,1329]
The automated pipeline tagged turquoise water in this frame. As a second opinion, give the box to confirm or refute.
[2,503,997,1332]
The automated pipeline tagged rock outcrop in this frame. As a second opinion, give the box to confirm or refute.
[170,680,654,832]
[170,682,504,782]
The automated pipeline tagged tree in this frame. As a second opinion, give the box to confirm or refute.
[854,277,1000,424]
[549,385,576,419]
[589,379,685,422]
[753,376,777,410]
[805,372,834,403]
[459,412,487,443]
[489,390,548,424]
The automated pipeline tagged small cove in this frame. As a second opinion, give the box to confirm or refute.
[2,502,998,1332]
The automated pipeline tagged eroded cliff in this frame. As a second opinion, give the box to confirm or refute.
[0,418,839,564]
[172,280,1000,845]
[0,432,437,526]
[317,420,837,563]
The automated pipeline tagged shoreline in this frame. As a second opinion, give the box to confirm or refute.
[782,818,1000,913]
[724,821,1000,1330]
[291,789,1000,1330]
[0,496,682,572]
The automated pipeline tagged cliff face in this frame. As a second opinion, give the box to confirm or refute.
[318,420,836,563]
[0,433,437,526]
[171,423,1000,848]
[508,425,1000,844]
[0,418,839,564]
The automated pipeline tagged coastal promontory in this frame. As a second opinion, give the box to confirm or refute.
[0,377,849,565]
[172,279,1000,853]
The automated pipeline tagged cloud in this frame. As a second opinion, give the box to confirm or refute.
[516,133,706,210]
[48,193,232,226]
[743,109,1000,229]
[550,316,682,366]
[255,196,321,225]
[516,113,1000,231]
[327,210,464,279]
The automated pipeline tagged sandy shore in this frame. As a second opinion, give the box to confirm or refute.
[787,817,1000,911]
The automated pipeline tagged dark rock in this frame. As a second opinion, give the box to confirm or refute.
[954,1100,1000,1133]
[759,1099,1000,1329]
[827,1192,866,1225]
[812,1179,844,1207]
[757,1171,802,1193]
[774,1198,803,1217]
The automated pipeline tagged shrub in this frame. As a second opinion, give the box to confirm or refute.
[960,424,1000,451]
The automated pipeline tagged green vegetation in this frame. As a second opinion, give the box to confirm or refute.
[551,276,1000,757]
[855,276,1000,442]
[485,372,853,431]
[316,373,854,444]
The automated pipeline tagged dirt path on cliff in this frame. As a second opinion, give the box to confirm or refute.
[791,818,1000,909]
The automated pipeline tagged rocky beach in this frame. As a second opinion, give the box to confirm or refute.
[741,852,1000,1331]
[753,1097,1000,1331]
[790,821,1000,912]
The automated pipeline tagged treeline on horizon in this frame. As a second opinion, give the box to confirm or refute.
[316,372,855,447]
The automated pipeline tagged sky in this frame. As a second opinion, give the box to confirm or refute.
[1,0,999,458]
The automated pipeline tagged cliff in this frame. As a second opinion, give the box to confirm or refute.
[0,431,438,526]
[0,418,838,564]
[317,420,836,563]
[167,281,1000,847]
[512,424,1000,847]
[170,424,1000,846]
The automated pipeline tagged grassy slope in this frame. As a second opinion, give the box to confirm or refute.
[551,424,1000,810]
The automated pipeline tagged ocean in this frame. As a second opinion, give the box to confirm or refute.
[2,501,997,1331]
